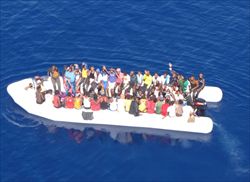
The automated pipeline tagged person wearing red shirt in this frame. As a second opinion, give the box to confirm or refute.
[161,99,170,119]
[146,97,155,114]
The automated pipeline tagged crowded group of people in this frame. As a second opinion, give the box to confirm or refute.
[33,62,205,119]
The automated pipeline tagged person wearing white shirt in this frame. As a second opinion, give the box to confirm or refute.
[160,72,170,85]
[152,73,161,86]
[136,71,143,86]
[167,101,176,117]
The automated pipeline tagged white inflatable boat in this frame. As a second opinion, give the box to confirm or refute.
[7,77,223,134]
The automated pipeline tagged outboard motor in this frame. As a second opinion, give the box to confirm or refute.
[194,98,207,116]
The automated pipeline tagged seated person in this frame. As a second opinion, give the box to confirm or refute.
[100,96,109,110]
[65,93,74,109]
[155,97,164,114]
[161,99,170,119]
[167,101,176,117]
[175,100,184,117]
[53,90,62,108]
[36,85,45,104]
[146,96,155,114]
[139,96,147,113]
[74,93,82,109]
[83,95,91,109]
[129,97,140,116]
[90,94,101,111]
[124,95,132,112]
[109,97,118,111]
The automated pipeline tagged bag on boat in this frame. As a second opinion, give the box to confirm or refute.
[82,111,94,120]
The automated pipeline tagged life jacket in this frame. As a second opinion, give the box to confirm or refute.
[74,97,82,109]
[146,100,155,114]
[52,70,59,79]
[90,99,101,111]
[82,69,88,78]
[65,96,74,109]
[53,95,61,108]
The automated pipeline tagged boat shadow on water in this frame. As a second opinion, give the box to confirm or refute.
[3,105,212,145]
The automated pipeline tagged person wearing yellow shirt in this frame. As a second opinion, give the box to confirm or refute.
[74,94,82,109]
[139,97,147,112]
[124,95,132,112]
[143,70,153,88]
[78,65,88,93]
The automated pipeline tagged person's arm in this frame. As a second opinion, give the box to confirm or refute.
[170,91,176,102]
[201,79,205,90]
[191,80,199,91]
[47,68,52,77]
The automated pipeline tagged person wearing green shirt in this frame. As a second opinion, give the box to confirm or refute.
[155,97,164,114]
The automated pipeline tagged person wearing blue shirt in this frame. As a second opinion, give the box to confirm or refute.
[65,67,76,96]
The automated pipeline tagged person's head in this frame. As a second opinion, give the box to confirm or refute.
[116,68,121,73]
[96,68,100,73]
[54,90,60,95]
[165,98,170,104]
[178,99,183,105]
[189,75,195,81]
[52,65,56,70]
[82,65,86,69]
[93,94,98,101]
[68,67,72,72]
[90,66,94,71]
[110,68,115,73]
[138,71,141,75]
[37,79,42,85]
[74,64,79,70]
[199,73,203,79]
[130,71,134,76]
[154,73,158,77]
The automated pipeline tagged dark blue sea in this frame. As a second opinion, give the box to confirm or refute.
[1,0,250,181]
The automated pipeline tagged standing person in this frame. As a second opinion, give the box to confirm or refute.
[48,65,61,93]
[136,71,143,87]
[195,73,205,98]
[80,64,88,93]
[143,70,153,89]
[103,66,116,97]
[114,68,124,96]
[65,66,76,96]
[152,73,161,86]
[160,72,170,86]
